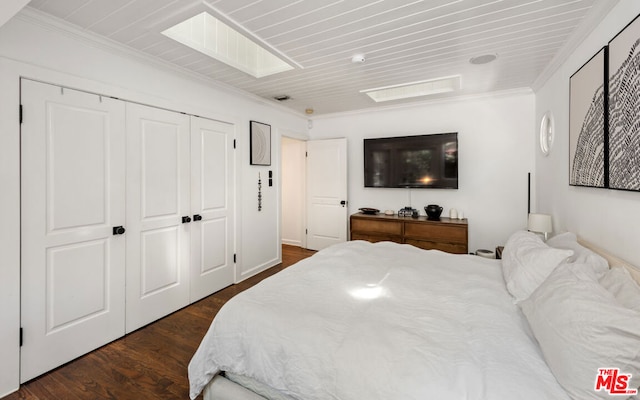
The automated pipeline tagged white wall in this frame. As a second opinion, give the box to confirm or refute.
[0,12,306,397]
[281,136,307,247]
[309,92,535,253]
[535,0,640,267]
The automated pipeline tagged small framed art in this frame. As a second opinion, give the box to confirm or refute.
[250,120,271,166]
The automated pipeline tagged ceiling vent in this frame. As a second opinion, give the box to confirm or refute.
[273,95,291,101]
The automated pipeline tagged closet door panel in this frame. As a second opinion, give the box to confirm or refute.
[201,218,227,272]
[48,104,107,229]
[201,129,227,209]
[141,120,179,218]
[20,80,126,382]
[126,103,190,333]
[190,117,235,302]
[141,227,179,296]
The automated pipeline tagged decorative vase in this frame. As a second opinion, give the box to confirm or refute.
[424,204,443,220]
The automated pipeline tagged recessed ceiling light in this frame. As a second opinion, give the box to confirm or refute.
[470,54,497,65]
[163,12,294,78]
[360,76,461,102]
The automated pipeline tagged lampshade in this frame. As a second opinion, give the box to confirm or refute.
[528,213,552,240]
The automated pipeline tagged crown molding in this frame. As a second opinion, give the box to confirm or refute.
[14,7,305,119]
[531,0,620,92]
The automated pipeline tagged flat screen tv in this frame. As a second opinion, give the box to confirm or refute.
[364,132,458,189]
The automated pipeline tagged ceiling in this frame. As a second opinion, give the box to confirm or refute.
[25,0,611,116]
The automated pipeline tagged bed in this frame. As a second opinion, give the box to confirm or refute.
[189,232,640,400]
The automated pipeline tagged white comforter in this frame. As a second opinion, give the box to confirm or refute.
[189,241,569,400]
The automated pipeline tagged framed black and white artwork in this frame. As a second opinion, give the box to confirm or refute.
[608,14,640,191]
[250,120,271,166]
[569,47,607,188]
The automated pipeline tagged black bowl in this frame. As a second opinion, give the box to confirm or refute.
[424,205,443,220]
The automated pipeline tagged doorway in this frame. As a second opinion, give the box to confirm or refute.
[281,137,348,252]
[281,136,306,248]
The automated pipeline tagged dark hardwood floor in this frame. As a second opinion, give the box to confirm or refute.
[3,245,316,400]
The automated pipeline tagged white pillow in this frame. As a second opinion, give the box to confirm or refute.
[546,232,609,273]
[520,263,640,400]
[600,266,640,313]
[501,231,573,302]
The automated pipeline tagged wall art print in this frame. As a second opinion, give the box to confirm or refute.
[250,120,271,166]
[569,47,607,188]
[608,14,640,191]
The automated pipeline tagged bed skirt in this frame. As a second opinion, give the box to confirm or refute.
[204,373,297,400]
[203,375,267,400]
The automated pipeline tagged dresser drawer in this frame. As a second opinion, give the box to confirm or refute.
[351,232,402,244]
[404,239,467,254]
[404,222,467,244]
[351,218,402,236]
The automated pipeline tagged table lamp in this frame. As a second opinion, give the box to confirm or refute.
[528,213,552,241]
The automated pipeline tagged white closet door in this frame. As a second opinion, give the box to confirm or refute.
[125,103,191,333]
[20,80,126,382]
[189,117,235,302]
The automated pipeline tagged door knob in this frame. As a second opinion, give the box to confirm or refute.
[112,226,126,235]
[193,214,203,221]
[182,216,192,223]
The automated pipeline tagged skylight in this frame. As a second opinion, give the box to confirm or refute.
[361,76,461,102]
[162,12,294,78]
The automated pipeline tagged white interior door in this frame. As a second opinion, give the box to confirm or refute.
[20,80,126,382]
[189,116,235,302]
[125,103,190,333]
[306,138,348,251]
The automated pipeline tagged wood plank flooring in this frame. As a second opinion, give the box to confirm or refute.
[3,245,316,400]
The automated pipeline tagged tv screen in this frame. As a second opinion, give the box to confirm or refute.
[364,133,458,189]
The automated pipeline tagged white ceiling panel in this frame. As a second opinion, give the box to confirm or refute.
[87,0,176,36]
[33,0,89,19]
[63,0,135,29]
[256,1,387,41]
[226,0,316,25]
[25,0,614,115]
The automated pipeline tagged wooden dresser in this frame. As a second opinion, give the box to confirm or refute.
[350,213,468,254]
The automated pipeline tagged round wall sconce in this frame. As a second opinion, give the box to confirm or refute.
[539,111,555,156]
